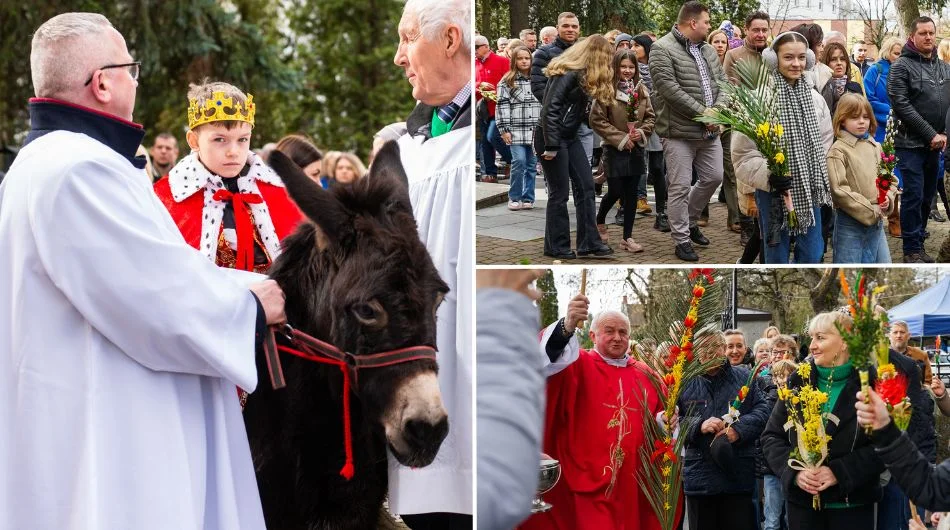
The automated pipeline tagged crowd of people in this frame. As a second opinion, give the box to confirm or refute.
[476,5,950,264]
[478,274,950,530]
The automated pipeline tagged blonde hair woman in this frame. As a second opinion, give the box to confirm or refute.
[331,152,366,184]
[539,34,616,259]
[939,39,950,63]
[762,311,885,528]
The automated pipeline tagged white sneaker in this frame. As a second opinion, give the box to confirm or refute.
[521,201,534,209]
[508,200,522,211]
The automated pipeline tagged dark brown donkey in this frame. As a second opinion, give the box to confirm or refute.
[243,142,450,529]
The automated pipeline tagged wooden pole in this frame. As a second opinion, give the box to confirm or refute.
[580,269,587,296]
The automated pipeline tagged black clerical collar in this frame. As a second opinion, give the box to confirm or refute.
[24,98,146,169]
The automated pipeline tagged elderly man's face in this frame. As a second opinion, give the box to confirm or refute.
[394,13,459,106]
[475,43,490,60]
[589,314,630,359]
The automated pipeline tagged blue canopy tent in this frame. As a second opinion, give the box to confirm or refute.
[888,275,950,337]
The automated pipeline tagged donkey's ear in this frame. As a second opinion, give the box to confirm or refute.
[369,140,409,190]
[269,150,347,245]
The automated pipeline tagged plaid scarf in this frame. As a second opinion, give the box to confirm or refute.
[639,62,653,92]
[774,71,832,235]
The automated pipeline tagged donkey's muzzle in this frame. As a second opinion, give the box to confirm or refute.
[401,416,449,467]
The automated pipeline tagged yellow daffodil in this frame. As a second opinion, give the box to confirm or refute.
[797,363,811,379]
[774,152,785,164]
[775,123,784,137]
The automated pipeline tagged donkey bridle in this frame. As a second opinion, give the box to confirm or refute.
[262,323,438,391]
[250,323,438,480]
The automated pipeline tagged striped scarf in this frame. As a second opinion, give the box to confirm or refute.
[774,71,832,234]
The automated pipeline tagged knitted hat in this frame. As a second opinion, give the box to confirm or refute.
[632,35,653,59]
[615,33,633,48]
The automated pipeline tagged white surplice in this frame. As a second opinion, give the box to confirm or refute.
[0,130,265,529]
[388,125,474,515]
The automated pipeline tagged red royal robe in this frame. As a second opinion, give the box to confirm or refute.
[521,349,670,530]
[153,177,302,262]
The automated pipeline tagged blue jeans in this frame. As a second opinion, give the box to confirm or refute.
[896,147,939,255]
[762,474,786,530]
[832,211,891,263]
[478,116,497,177]
[877,478,926,530]
[754,191,825,263]
[508,144,537,203]
[486,120,512,165]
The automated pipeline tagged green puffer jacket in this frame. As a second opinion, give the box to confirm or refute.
[649,29,729,139]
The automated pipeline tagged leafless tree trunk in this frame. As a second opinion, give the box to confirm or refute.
[893,0,920,34]
[802,268,841,314]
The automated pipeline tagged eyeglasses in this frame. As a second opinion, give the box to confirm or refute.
[84,62,141,86]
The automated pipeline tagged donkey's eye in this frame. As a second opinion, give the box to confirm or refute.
[353,304,377,320]
[351,300,388,328]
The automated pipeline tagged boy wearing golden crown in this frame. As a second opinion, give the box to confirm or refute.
[154,81,302,273]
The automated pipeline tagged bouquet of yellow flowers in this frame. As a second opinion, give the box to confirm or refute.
[695,59,797,239]
[778,362,838,510]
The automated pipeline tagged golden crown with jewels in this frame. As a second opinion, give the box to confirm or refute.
[187,91,255,130]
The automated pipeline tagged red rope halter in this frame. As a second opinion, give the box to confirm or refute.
[258,324,437,480]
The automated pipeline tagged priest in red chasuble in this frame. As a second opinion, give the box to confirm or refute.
[521,293,675,530]
[154,81,302,274]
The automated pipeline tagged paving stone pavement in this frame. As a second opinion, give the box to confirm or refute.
[476,182,950,265]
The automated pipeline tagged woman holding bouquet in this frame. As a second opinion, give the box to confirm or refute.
[732,31,834,264]
[761,311,885,529]
[536,34,615,259]
[590,49,655,253]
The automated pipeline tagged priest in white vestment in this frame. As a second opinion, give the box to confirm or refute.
[0,13,285,530]
[388,0,474,525]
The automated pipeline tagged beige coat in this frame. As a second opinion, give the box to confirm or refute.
[827,131,897,226]
[732,87,834,192]
[590,83,656,151]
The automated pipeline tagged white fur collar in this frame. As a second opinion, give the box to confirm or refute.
[167,151,284,263]
[167,151,283,202]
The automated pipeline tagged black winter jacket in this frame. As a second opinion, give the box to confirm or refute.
[530,38,572,103]
[676,361,771,496]
[889,348,936,464]
[755,373,778,477]
[539,70,591,151]
[871,421,950,511]
[761,361,885,508]
[886,43,950,149]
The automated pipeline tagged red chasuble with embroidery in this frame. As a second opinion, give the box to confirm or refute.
[521,350,667,530]
[153,152,302,272]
